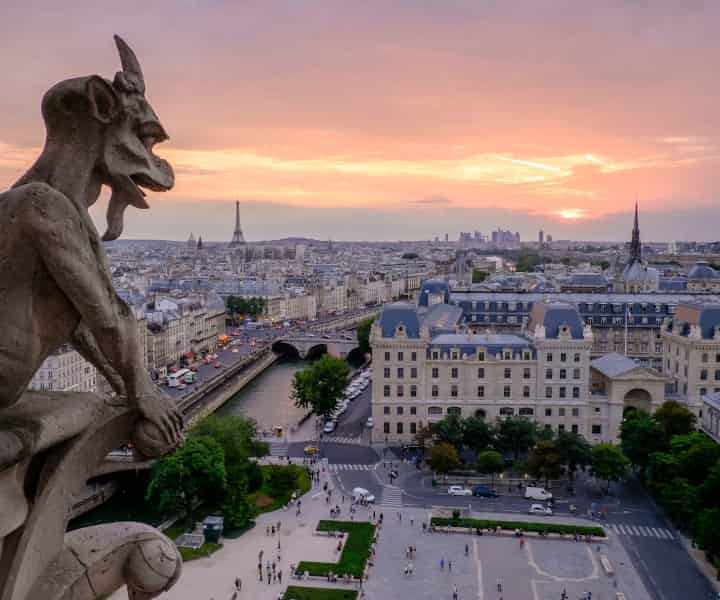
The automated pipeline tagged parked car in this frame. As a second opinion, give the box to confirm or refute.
[524,486,553,501]
[323,421,336,434]
[447,485,472,496]
[352,487,375,504]
[214,362,222,369]
[472,485,498,498]
[365,417,374,428]
[528,504,553,516]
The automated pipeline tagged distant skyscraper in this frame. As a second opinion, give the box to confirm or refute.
[444,233,449,242]
[538,230,544,244]
[229,201,246,246]
[547,234,553,243]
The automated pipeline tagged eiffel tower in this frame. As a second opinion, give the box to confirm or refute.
[229,200,246,246]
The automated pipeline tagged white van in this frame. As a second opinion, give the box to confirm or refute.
[524,486,553,501]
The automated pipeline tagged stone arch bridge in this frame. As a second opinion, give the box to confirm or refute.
[272,334,360,359]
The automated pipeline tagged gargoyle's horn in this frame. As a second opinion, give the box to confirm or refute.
[113,35,145,95]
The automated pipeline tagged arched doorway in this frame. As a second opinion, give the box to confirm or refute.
[474,409,487,419]
[623,388,652,413]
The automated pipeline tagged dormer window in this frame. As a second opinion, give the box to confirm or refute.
[478,351,485,361]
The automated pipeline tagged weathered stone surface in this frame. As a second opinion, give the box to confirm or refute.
[0,36,184,600]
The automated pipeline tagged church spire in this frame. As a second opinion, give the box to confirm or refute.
[629,200,641,262]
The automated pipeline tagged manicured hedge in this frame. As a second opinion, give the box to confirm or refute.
[296,520,375,578]
[283,586,358,600]
[430,517,605,537]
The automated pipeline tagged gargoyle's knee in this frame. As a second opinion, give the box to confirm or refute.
[126,535,182,599]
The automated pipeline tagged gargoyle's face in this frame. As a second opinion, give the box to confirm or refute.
[100,91,174,211]
[98,35,175,241]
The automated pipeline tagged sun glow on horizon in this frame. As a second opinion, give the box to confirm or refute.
[554,208,588,220]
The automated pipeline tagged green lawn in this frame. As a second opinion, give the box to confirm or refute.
[430,517,605,537]
[248,464,311,515]
[283,586,358,599]
[296,520,375,578]
[178,542,222,561]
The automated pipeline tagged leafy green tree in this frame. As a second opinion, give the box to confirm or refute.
[432,415,464,450]
[692,508,720,562]
[291,354,350,420]
[699,460,720,507]
[653,400,696,440]
[266,465,299,496]
[619,411,668,473]
[428,442,460,477]
[659,478,699,528]
[222,473,253,530]
[414,423,434,452]
[670,432,720,485]
[462,416,493,453]
[495,417,536,461]
[356,318,374,354]
[192,415,266,460]
[527,440,563,487]
[647,451,681,494]
[471,270,489,283]
[476,450,504,486]
[591,443,629,493]
[146,436,227,518]
[555,431,592,482]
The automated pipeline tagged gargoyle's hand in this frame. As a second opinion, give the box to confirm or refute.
[135,392,184,448]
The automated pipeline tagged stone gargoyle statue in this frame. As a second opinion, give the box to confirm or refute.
[0,36,185,600]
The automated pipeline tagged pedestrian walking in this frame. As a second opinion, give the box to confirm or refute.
[440,557,445,571]
[278,569,282,584]
[465,543,469,557]
[410,516,414,526]
[452,584,458,600]
[266,525,270,536]
[448,560,452,573]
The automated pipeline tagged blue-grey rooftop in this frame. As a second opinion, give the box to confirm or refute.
[418,278,450,307]
[422,303,463,333]
[590,353,638,377]
[379,302,421,338]
[672,303,720,339]
[431,333,530,347]
[527,301,585,339]
[688,262,719,280]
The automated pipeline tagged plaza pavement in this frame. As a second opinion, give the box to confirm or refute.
[109,471,651,600]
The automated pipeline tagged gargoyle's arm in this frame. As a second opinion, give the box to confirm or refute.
[72,321,126,397]
[21,183,182,444]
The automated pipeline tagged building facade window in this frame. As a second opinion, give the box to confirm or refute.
[523,385,530,398]
[384,352,390,361]
[384,367,390,378]
[398,351,404,361]
[478,367,485,378]
[559,369,567,379]
[504,367,512,379]
[477,385,485,398]
[431,385,439,397]
[383,422,390,434]
[592,424,602,434]
[499,407,514,416]
[383,385,390,397]
[410,406,417,415]
[546,368,553,379]
[451,367,459,378]
[396,406,404,415]
[559,387,566,398]
[397,367,404,378]
[411,352,417,361]
[559,407,566,416]
[545,408,552,416]
[397,385,404,397]
[523,368,531,379]
[410,422,417,434]
[451,384,458,397]
[410,384,417,397]
[397,423,403,434]
[432,367,439,378]
[545,387,552,398]
[519,407,534,416]
[503,385,511,397]
[410,367,417,378]
[572,387,580,398]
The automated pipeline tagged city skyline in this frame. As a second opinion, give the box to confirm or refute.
[2,1,719,241]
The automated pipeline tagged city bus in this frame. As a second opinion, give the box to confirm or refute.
[167,368,191,388]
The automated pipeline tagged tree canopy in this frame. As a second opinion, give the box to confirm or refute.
[527,440,563,487]
[590,443,629,492]
[653,400,696,439]
[225,295,267,320]
[291,354,350,420]
[555,431,592,481]
[476,450,504,485]
[428,442,460,475]
[356,318,374,355]
[619,410,668,473]
[495,417,536,461]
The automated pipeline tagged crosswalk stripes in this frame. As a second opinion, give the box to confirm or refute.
[321,435,365,446]
[269,442,288,457]
[609,524,674,540]
[380,485,403,508]
[327,463,374,472]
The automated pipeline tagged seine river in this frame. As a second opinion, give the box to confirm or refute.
[216,358,308,432]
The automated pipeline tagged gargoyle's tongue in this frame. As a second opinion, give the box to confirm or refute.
[101,175,150,241]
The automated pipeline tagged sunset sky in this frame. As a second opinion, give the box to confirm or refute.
[1,1,719,242]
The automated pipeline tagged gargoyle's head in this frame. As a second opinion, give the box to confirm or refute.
[40,35,174,241]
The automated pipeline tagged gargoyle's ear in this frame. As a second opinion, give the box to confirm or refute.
[86,76,120,124]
